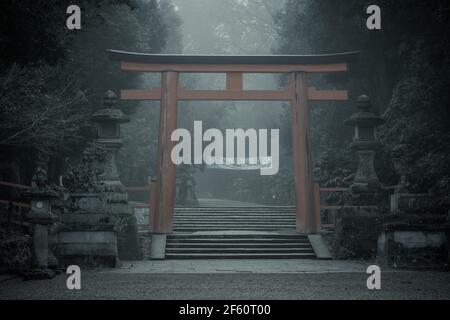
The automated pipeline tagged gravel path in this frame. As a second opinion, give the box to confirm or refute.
[1,270,449,300]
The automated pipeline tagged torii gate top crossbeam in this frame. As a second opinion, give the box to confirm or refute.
[107,50,359,73]
[107,50,359,102]
[108,50,359,65]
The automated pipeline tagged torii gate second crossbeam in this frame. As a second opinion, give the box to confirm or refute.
[108,50,359,234]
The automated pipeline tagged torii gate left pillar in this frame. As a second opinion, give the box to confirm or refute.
[152,71,179,234]
[108,50,359,235]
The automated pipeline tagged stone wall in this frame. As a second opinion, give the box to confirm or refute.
[377,222,449,270]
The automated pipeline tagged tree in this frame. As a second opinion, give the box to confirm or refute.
[275,0,450,207]
[0,0,169,183]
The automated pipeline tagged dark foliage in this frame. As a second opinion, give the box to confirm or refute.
[274,0,450,207]
[0,0,170,184]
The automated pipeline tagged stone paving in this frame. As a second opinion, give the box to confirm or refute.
[108,259,369,274]
[1,267,450,300]
[2,198,448,300]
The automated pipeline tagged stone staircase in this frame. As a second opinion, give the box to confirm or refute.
[165,206,316,259]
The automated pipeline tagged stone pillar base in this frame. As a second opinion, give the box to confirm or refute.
[150,234,167,260]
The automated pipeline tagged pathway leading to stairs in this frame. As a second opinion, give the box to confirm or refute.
[106,259,369,273]
[2,267,450,300]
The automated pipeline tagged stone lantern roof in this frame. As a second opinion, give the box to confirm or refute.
[90,90,130,124]
[344,95,385,127]
[344,95,385,151]
[90,108,130,123]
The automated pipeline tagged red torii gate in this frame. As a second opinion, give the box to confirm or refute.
[108,50,359,234]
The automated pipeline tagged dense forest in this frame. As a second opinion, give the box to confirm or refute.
[273,0,450,208]
[0,0,176,186]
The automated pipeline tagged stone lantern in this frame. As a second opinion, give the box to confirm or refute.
[90,90,141,260]
[90,90,129,189]
[344,95,385,195]
[23,168,59,278]
[176,165,199,206]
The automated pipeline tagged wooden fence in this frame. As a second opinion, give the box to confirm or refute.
[0,181,31,209]
[314,183,349,231]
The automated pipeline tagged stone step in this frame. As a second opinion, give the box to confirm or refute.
[174,212,296,214]
[173,213,296,216]
[166,247,314,254]
[174,221,295,224]
[173,218,295,221]
[174,215,295,220]
[165,206,313,260]
[174,214,295,216]
[166,243,313,248]
[174,207,295,209]
[165,253,316,259]
[174,216,295,219]
[173,228,296,231]
[167,239,309,244]
[175,210,295,212]
[173,221,295,225]
[173,217,295,220]
[167,235,306,240]
[174,210,295,212]
[173,224,295,227]
[174,208,296,210]
[174,220,295,226]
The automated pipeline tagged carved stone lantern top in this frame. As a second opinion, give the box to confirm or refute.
[90,90,129,143]
[344,95,385,151]
[91,91,129,124]
[104,90,117,108]
[88,90,128,184]
[31,167,48,189]
[25,167,58,197]
[23,167,59,224]
[344,95,385,127]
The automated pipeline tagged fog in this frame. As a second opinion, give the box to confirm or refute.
[164,0,291,203]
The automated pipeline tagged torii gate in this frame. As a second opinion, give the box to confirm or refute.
[108,50,359,234]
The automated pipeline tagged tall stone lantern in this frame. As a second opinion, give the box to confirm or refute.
[344,95,385,198]
[90,90,129,190]
[90,90,141,260]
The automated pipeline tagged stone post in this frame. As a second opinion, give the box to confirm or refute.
[391,144,410,194]
[344,95,385,204]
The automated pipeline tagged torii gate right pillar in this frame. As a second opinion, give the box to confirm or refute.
[291,72,317,233]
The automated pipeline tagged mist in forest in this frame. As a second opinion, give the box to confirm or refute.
[120,0,293,205]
